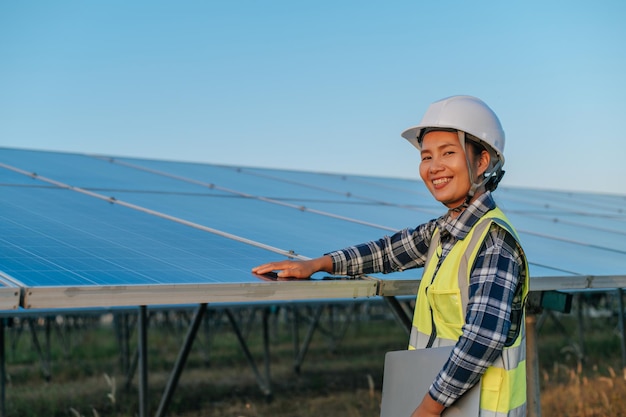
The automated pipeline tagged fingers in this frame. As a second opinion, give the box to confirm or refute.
[252,260,309,279]
[251,263,270,274]
[252,261,288,275]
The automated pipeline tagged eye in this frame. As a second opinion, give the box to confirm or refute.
[421,155,431,161]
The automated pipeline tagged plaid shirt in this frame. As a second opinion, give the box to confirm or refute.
[326,191,526,407]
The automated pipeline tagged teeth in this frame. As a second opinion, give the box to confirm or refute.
[433,178,450,185]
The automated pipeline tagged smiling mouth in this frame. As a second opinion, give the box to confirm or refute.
[432,177,451,186]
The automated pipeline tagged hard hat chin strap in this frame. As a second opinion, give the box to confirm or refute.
[484,160,505,191]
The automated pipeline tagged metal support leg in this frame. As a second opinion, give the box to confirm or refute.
[1,318,5,417]
[138,306,148,417]
[383,296,412,335]
[225,308,272,397]
[546,310,583,360]
[243,308,258,339]
[125,348,140,392]
[26,319,51,381]
[535,310,548,330]
[293,305,324,374]
[124,313,152,393]
[526,314,542,417]
[201,309,212,366]
[291,306,300,372]
[576,293,585,359]
[313,303,356,353]
[53,315,69,358]
[45,317,51,373]
[333,303,356,350]
[327,305,335,352]
[115,313,131,375]
[154,303,207,417]
[262,307,272,402]
[617,289,626,371]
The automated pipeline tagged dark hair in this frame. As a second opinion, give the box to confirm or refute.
[466,136,505,191]
[465,136,487,164]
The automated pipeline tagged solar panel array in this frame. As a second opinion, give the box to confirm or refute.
[1,147,625,311]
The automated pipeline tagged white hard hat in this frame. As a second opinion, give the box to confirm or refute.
[401,95,505,167]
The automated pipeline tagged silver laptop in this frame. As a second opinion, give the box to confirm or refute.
[380,346,481,417]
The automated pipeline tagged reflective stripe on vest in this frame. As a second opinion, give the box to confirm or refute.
[408,207,529,416]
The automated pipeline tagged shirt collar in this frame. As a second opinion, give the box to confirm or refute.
[438,191,496,241]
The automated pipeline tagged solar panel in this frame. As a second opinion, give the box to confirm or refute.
[0,181,376,309]
[0,147,625,310]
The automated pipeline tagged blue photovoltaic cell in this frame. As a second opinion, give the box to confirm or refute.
[497,187,626,218]
[242,166,438,207]
[118,157,440,209]
[108,191,392,257]
[506,212,626,253]
[0,186,295,287]
[0,148,231,195]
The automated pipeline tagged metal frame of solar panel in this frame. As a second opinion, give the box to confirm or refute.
[1,147,626,417]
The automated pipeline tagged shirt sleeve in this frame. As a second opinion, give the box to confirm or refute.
[429,223,526,407]
[325,219,438,276]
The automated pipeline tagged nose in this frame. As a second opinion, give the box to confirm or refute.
[428,156,444,174]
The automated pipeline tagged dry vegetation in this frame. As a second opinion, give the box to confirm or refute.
[2,295,626,417]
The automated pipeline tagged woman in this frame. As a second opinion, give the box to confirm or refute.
[253,95,528,417]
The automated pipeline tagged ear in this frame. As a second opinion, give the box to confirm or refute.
[476,150,491,177]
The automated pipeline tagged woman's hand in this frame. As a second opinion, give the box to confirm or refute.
[410,393,445,417]
[252,256,333,279]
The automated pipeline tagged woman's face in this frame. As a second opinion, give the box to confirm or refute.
[419,130,488,210]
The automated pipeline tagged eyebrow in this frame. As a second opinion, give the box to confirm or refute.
[421,142,460,153]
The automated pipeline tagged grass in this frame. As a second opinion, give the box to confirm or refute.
[535,304,626,417]
[3,299,626,416]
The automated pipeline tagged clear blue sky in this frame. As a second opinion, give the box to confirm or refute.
[1,1,625,195]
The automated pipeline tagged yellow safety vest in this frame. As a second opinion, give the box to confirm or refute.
[408,207,529,417]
